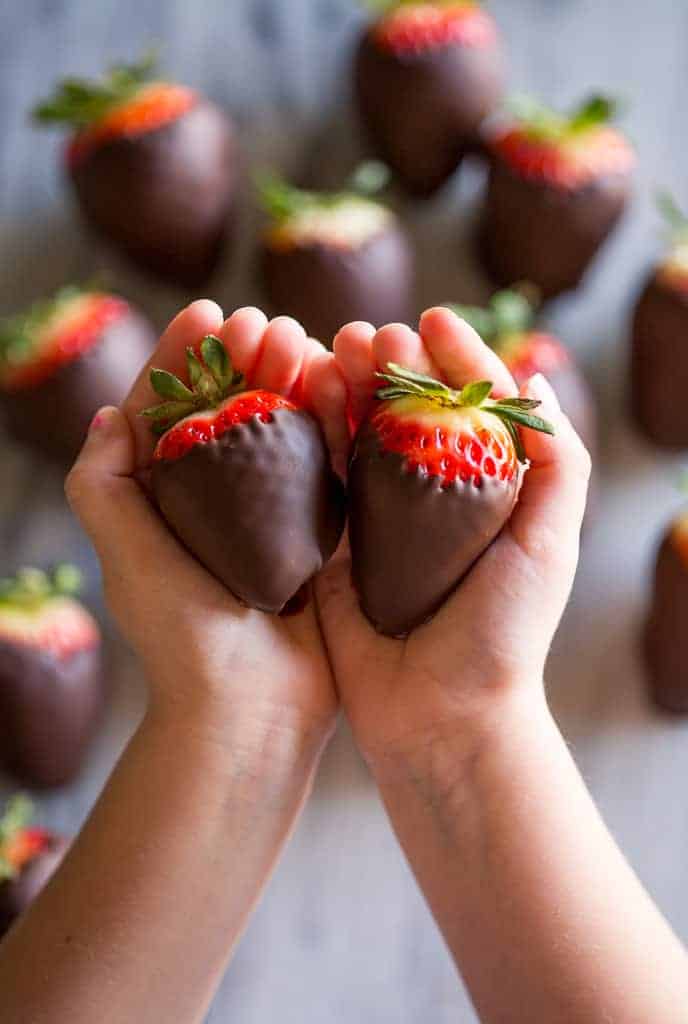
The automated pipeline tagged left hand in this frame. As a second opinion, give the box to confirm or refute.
[66,301,341,762]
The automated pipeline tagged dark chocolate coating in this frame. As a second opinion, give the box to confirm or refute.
[478,159,632,299]
[355,30,503,196]
[348,422,517,636]
[0,835,69,938]
[630,273,688,448]
[1,309,155,466]
[0,640,103,788]
[152,408,346,613]
[645,530,688,713]
[70,100,238,287]
[260,225,415,347]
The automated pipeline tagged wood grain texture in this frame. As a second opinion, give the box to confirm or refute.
[2,2,688,1021]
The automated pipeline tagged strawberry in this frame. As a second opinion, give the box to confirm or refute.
[0,566,103,788]
[447,289,596,456]
[0,285,155,464]
[348,363,554,636]
[355,1,503,196]
[479,94,634,298]
[0,795,69,938]
[631,194,688,447]
[258,163,414,347]
[33,54,239,287]
[143,336,346,613]
[645,511,688,713]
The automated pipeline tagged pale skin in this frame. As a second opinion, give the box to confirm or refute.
[0,302,686,1023]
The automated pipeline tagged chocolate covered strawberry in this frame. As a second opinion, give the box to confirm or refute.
[0,566,102,788]
[143,336,346,612]
[0,285,155,464]
[34,54,239,287]
[0,795,69,938]
[479,95,634,298]
[447,289,597,455]
[631,194,688,447]
[259,163,414,347]
[348,364,553,636]
[644,511,688,713]
[355,1,503,196]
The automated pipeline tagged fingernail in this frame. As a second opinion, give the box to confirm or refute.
[87,406,118,438]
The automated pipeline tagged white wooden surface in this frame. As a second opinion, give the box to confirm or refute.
[2,2,688,1020]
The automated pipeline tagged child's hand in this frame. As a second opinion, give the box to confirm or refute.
[312,307,591,770]
[66,301,339,758]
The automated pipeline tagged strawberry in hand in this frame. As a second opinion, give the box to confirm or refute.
[349,363,553,636]
[142,334,346,614]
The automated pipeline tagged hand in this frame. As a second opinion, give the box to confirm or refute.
[312,307,591,769]
[66,301,340,760]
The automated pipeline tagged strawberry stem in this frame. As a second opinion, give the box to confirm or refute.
[375,362,554,463]
[141,335,245,436]
[0,795,34,882]
[256,161,390,224]
[33,50,158,129]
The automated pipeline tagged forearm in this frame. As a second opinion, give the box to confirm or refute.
[372,693,687,1024]
[0,701,328,1024]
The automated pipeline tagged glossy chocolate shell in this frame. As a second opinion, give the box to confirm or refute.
[152,408,346,613]
[348,421,518,636]
[70,100,238,287]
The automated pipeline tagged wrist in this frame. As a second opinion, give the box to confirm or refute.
[365,684,552,793]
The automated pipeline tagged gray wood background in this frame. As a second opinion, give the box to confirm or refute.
[2,1,688,1020]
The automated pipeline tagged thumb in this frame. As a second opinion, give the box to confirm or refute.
[65,406,188,584]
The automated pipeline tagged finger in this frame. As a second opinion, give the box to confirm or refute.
[508,373,591,566]
[419,307,516,397]
[291,336,328,405]
[333,321,377,428]
[372,322,441,379]
[250,315,307,395]
[301,350,350,477]
[217,306,268,378]
[123,299,224,469]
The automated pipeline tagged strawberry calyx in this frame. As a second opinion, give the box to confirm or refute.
[375,362,554,464]
[258,162,393,249]
[656,192,688,293]
[367,1,496,55]
[0,286,128,391]
[142,335,296,460]
[0,564,83,609]
[0,565,99,660]
[33,53,197,166]
[491,93,634,188]
[0,795,49,883]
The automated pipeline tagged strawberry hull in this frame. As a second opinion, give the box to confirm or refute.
[355,28,502,196]
[478,160,631,298]
[70,100,238,287]
[152,408,346,613]
[348,421,518,636]
[0,833,69,937]
[0,639,103,788]
[630,273,688,447]
[645,529,688,713]
[260,226,414,346]
[1,309,155,464]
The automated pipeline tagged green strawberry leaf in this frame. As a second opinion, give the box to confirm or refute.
[200,335,231,389]
[459,380,493,407]
[349,160,390,196]
[150,369,195,403]
[569,94,617,133]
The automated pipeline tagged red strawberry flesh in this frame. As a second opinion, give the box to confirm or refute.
[154,391,297,462]
[374,2,496,55]
[67,83,197,167]
[491,124,634,189]
[3,827,51,872]
[0,292,129,392]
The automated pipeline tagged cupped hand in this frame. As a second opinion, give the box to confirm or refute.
[310,307,591,768]
[66,300,340,755]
